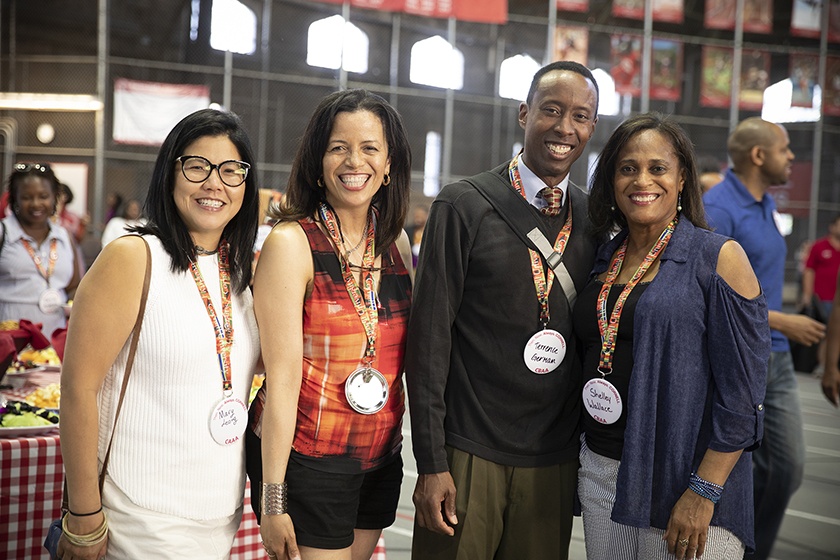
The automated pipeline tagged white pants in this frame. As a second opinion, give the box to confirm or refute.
[101,474,243,559]
[578,436,745,560]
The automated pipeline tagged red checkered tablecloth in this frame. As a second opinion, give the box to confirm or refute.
[0,435,387,560]
[0,432,63,560]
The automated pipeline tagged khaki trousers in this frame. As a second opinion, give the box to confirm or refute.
[412,445,576,560]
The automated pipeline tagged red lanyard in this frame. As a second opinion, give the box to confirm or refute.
[21,238,58,287]
[508,155,573,327]
[318,204,379,365]
[189,241,235,393]
[597,219,677,375]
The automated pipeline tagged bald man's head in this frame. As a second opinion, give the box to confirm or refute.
[728,117,794,187]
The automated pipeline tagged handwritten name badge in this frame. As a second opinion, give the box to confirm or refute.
[523,329,566,374]
[582,377,623,425]
[209,396,248,446]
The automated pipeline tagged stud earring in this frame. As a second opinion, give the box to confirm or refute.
[677,192,683,213]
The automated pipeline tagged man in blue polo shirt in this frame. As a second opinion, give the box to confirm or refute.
[704,117,825,560]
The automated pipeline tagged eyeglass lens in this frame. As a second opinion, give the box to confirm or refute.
[180,156,249,187]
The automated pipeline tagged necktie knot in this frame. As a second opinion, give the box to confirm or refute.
[539,187,564,216]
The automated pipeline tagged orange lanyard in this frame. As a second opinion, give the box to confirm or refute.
[21,238,58,287]
[189,241,235,392]
[508,155,573,327]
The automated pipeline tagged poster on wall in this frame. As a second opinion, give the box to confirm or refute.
[739,49,770,110]
[554,25,589,65]
[612,0,684,24]
[113,79,210,146]
[824,56,840,116]
[650,39,682,101]
[700,46,733,107]
[791,0,840,41]
[610,35,642,97]
[556,0,588,11]
[316,0,508,24]
[790,54,819,108]
[704,0,773,33]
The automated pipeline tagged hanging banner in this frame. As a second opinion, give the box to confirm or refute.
[610,35,642,97]
[700,46,733,108]
[315,0,508,24]
[113,79,210,146]
[557,0,589,11]
[704,0,772,33]
[554,25,589,65]
[612,0,684,24]
[739,49,770,110]
[790,54,819,108]
[651,39,682,101]
[825,56,840,116]
[791,0,840,41]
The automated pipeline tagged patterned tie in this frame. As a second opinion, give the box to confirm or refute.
[539,187,564,216]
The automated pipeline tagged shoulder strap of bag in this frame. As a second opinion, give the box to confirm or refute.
[0,220,6,259]
[463,171,579,307]
[97,237,152,492]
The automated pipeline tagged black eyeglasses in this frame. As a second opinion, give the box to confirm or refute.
[13,162,51,174]
[176,155,250,187]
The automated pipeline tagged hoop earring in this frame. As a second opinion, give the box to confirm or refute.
[317,177,324,188]
[382,173,391,186]
[677,192,683,213]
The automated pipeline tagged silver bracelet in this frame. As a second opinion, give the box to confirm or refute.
[261,481,288,516]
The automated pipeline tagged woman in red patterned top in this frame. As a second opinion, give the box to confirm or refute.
[249,89,413,560]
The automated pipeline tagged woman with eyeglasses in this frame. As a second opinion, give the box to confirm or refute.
[248,89,412,560]
[58,108,262,559]
[0,163,81,338]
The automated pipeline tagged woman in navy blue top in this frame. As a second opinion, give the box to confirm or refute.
[575,113,769,560]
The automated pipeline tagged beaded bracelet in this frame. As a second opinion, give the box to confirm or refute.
[261,481,288,516]
[688,472,724,504]
[68,505,103,517]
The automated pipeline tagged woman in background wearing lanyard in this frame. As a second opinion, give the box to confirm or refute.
[0,163,81,338]
[574,113,768,560]
[249,89,412,560]
[59,108,262,559]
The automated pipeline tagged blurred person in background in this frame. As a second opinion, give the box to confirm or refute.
[821,270,840,407]
[103,191,123,225]
[800,214,840,374]
[403,204,428,267]
[704,117,825,560]
[578,113,768,560]
[250,89,413,560]
[0,163,82,338]
[56,182,90,243]
[101,198,144,248]
[59,108,262,559]
[697,155,725,193]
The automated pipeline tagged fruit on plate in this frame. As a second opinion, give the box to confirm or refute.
[25,383,61,409]
[17,345,61,366]
[0,400,59,427]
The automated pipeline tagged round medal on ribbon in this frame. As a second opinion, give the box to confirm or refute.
[523,329,566,374]
[209,396,248,446]
[345,366,389,414]
[38,288,63,314]
[582,377,623,425]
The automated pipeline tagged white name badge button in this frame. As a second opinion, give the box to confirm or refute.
[582,377,623,425]
[523,329,566,374]
[209,396,248,446]
[345,367,389,414]
[39,288,63,314]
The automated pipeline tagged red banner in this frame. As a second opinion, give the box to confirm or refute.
[315,0,507,24]
[704,0,772,34]
[612,0,684,24]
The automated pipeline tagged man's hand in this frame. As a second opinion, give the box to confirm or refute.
[770,311,826,346]
[413,472,458,536]
[822,366,840,407]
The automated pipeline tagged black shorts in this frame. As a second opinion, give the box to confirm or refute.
[286,451,403,550]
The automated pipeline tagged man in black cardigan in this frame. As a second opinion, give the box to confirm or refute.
[405,60,599,560]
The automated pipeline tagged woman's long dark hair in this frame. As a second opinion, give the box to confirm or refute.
[133,108,260,293]
[277,89,411,255]
[589,112,708,240]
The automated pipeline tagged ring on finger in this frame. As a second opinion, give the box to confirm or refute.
[678,538,690,547]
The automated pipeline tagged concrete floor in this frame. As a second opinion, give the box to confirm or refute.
[382,373,840,560]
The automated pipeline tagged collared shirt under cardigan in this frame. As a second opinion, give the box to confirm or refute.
[593,218,768,553]
[404,159,598,474]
